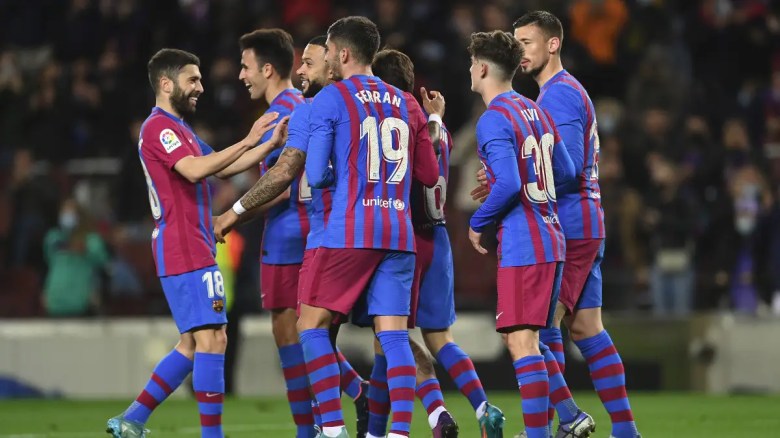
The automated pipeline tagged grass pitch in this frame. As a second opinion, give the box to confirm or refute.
[0,392,776,437]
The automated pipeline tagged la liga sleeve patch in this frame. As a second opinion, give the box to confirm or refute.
[160,128,182,153]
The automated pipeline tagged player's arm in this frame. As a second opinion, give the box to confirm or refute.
[213,187,291,243]
[469,113,521,233]
[215,116,290,179]
[410,99,439,188]
[174,112,279,183]
[545,112,575,190]
[305,89,338,188]
[539,90,584,195]
[420,87,445,156]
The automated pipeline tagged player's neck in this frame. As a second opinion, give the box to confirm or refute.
[480,81,514,106]
[534,57,564,89]
[340,63,373,80]
[264,79,295,105]
[155,98,182,120]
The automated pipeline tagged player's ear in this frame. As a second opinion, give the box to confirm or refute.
[340,47,348,64]
[160,75,173,95]
[480,62,488,79]
[548,37,561,55]
[262,63,273,79]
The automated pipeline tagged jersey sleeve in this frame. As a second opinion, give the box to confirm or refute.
[543,110,576,193]
[305,86,340,188]
[142,119,194,169]
[195,136,214,156]
[408,99,439,188]
[285,104,312,153]
[539,86,585,177]
[470,111,522,232]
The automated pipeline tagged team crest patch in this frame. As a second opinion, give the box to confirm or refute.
[212,299,224,313]
[159,129,182,153]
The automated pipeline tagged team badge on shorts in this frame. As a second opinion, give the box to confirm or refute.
[212,299,224,313]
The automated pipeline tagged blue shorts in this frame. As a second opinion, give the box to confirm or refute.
[348,251,415,328]
[160,265,228,333]
[412,226,456,329]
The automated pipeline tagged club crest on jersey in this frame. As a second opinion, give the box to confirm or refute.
[212,299,224,313]
[159,129,182,153]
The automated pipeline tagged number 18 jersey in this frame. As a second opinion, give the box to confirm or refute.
[305,75,439,252]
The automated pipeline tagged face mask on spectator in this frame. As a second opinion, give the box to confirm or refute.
[59,211,78,230]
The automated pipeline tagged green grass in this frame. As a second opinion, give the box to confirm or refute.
[0,392,777,437]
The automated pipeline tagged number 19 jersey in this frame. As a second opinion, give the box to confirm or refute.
[306,75,439,252]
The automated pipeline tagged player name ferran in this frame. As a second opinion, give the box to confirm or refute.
[354,90,402,107]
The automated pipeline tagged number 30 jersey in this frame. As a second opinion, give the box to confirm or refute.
[139,107,217,277]
[305,75,439,252]
[471,91,566,267]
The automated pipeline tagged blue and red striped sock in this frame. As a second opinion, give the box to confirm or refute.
[574,330,638,438]
[299,329,344,429]
[540,328,565,372]
[336,347,364,400]
[436,342,487,412]
[124,349,192,424]
[279,343,316,438]
[311,401,322,427]
[377,330,416,437]
[416,378,446,429]
[514,355,550,438]
[367,353,390,437]
[540,342,578,424]
[193,352,225,438]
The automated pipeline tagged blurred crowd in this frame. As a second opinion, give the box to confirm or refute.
[1,0,779,318]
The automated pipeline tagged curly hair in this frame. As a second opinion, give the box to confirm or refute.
[467,30,523,81]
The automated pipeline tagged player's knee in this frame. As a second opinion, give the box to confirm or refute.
[566,309,604,341]
[272,311,299,346]
[410,339,434,377]
[504,329,540,360]
[421,329,454,355]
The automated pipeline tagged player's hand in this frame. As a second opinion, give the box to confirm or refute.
[269,115,290,148]
[420,87,445,118]
[476,168,488,186]
[245,112,279,146]
[214,210,239,244]
[468,226,488,255]
[470,185,490,203]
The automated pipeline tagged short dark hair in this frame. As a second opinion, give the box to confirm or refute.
[468,31,523,81]
[308,35,328,49]
[239,28,295,78]
[147,48,200,94]
[512,10,564,42]
[327,16,380,65]
[372,49,414,93]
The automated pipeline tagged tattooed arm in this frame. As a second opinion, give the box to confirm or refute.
[213,147,306,243]
[240,147,305,210]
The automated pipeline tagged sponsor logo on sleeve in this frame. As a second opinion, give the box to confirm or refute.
[160,129,182,153]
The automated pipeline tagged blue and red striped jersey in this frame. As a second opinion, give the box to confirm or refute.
[305,75,439,252]
[537,70,605,239]
[284,101,332,250]
[410,121,453,231]
[258,88,309,264]
[471,91,566,267]
[138,107,216,277]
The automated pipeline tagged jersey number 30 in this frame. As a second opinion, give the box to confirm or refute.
[362,116,409,184]
[522,133,556,203]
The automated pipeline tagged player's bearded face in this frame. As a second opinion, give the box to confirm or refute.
[170,68,202,116]
[514,25,549,77]
[298,44,329,98]
[325,40,343,81]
